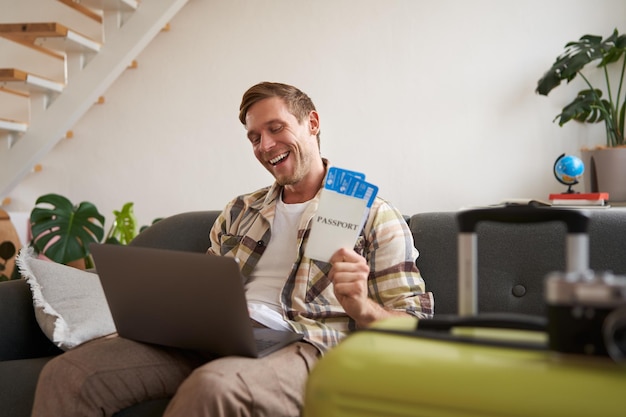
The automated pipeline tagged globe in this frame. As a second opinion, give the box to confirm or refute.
[553,154,584,192]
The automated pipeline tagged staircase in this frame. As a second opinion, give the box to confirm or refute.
[0,0,189,202]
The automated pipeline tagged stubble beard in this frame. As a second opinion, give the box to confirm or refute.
[273,151,311,187]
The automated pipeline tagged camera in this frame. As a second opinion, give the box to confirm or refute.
[545,270,626,361]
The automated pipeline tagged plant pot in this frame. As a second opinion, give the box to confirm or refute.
[67,258,87,270]
[581,147,626,202]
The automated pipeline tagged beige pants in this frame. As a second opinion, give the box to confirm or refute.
[31,336,319,417]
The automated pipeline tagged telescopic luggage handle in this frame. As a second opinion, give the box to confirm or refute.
[456,206,590,233]
[456,206,591,316]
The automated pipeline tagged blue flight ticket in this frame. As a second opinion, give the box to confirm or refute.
[324,167,378,207]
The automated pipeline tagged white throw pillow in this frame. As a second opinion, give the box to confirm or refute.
[16,246,116,350]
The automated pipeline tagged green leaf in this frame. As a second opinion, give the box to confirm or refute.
[598,31,626,67]
[536,30,624,96]
[106,202,137,245]
[555,89,606,126]
[29,193,105,264]
[537,33,605,95]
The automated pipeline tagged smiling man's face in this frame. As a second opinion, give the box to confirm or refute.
[245,96,320,188]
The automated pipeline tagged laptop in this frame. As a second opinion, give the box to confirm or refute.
[90,243,303,358]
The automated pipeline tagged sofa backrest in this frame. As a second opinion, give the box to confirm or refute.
[410,209,626,316]
[129,211,221,253]
[130,208,626,318]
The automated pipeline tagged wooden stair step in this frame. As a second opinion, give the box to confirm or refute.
[0,68,65,94]
[0,22,102,54]
[58,0,138,13]
[56,0,103,23]
[0,117,28,133]
[0,86,30,98]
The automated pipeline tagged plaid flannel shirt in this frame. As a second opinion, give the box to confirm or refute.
[208,181,433,353]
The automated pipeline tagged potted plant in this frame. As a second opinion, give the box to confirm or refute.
[536,28,626,200]
[29,194,139,269]
[30,193,105,269]
[104,202,137,245]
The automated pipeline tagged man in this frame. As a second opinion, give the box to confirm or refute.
[31,82,433,417]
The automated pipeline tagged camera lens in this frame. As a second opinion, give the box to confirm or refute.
[603,306,626,363]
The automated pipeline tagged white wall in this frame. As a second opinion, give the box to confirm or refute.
[5,0,626,229]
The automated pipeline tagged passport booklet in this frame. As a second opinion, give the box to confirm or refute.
[305,167,378,262]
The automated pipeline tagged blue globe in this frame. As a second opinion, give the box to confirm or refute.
[554,154,584,186]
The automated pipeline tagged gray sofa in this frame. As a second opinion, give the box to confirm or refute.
[2,207,626,417]
[0,210,220,417]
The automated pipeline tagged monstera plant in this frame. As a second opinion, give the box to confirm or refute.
[29,194,144,268]
[536,28,625,147]
[30,193,105,267]
[536,29,626,200]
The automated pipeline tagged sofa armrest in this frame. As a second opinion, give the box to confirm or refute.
[0,279,62,361]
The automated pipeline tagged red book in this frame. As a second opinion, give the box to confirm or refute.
[549,192,609,201]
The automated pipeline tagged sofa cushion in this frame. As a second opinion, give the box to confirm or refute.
[16,247,116,351]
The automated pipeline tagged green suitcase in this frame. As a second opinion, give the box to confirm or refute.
[304,206,626,417]
[304,316,626,417]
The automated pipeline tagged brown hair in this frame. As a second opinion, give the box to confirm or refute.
[239,82,320,143]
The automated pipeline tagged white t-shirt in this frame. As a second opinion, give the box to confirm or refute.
[245,196,310,331]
